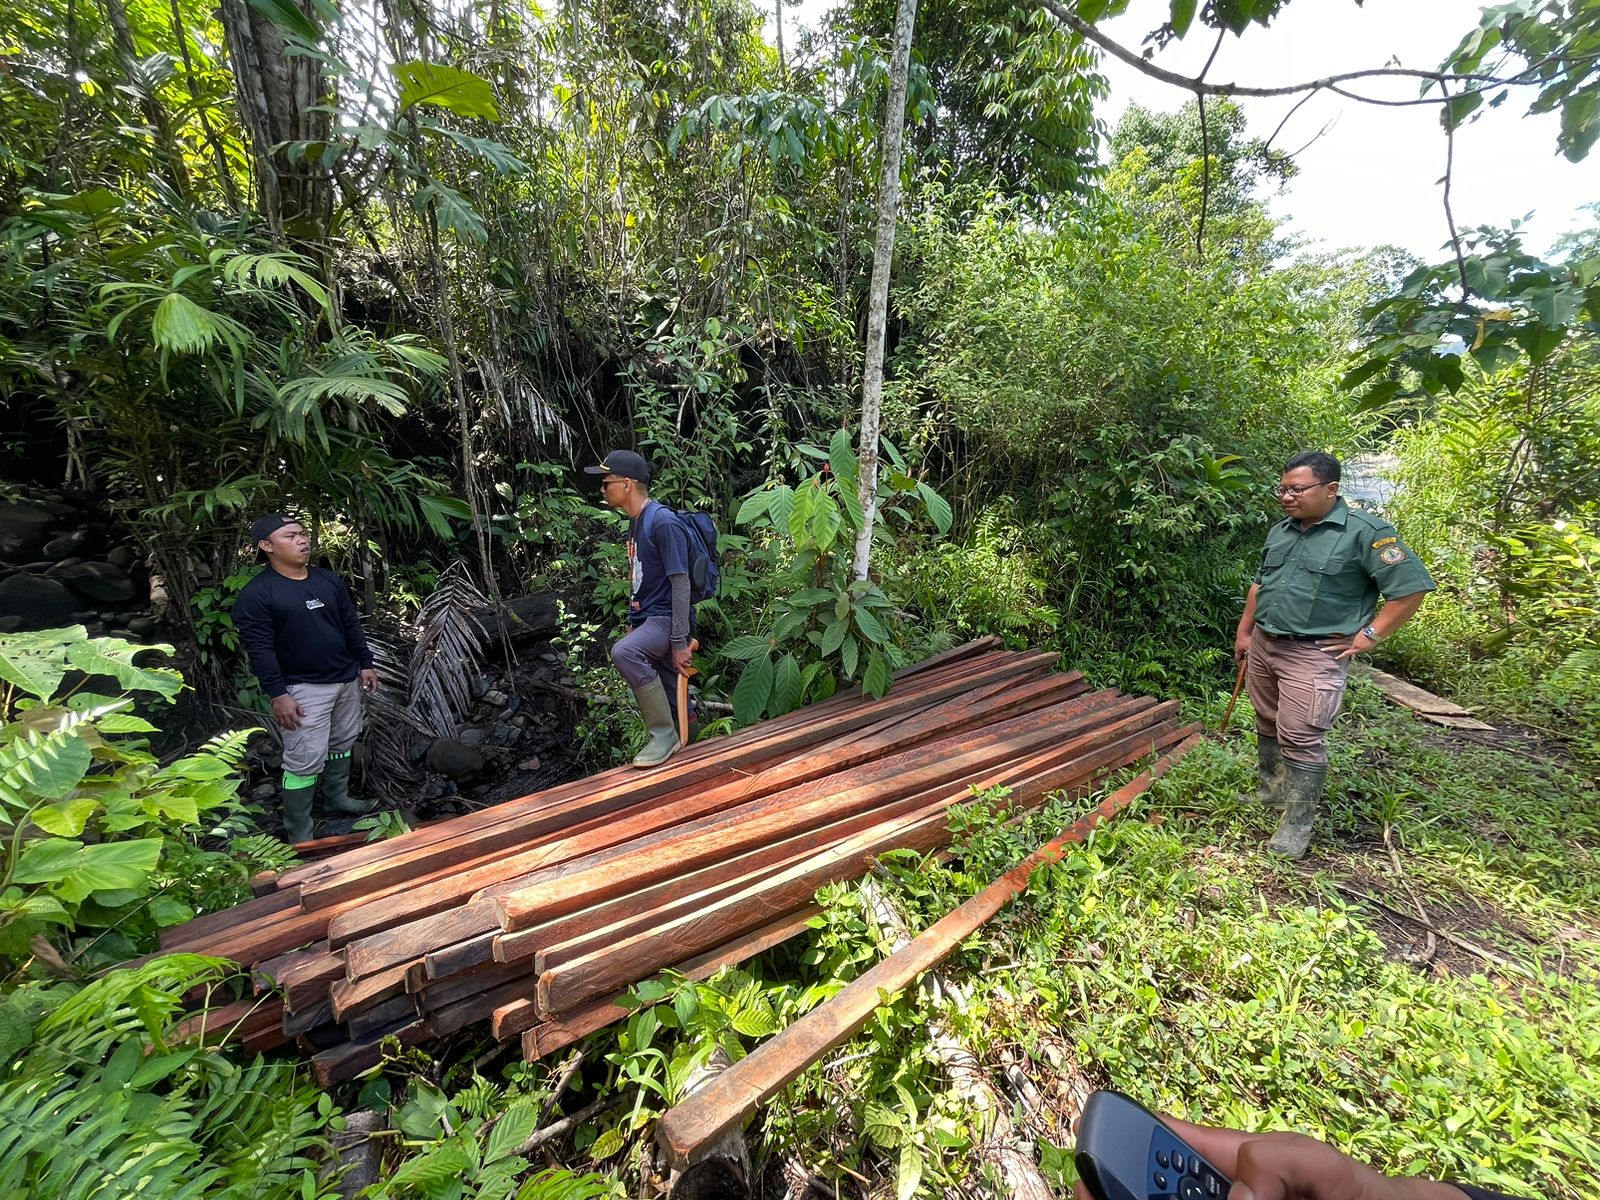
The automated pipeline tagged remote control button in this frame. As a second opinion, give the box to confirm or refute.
[1180,1176,1206,1200]
[1157,1152,1170,1169]
[1206,1174,1220,1195]
[1155,1174,1169,1190]
[1170,1153,1184,1173]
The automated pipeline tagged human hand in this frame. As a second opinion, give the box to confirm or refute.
[1319,632,1374,663]
[1073,1116,1466,1200]
[272,693,305,731]
[1234,629,1252,664]
[359,668,380,694]
[672,647,694,676]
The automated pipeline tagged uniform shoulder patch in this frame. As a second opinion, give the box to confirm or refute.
[1378,545,1406,565]
[1372,536,1398,549]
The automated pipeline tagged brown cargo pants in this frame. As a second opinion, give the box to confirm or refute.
[1246,628,1350,767]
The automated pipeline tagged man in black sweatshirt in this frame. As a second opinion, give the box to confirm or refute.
[232,513,379,842]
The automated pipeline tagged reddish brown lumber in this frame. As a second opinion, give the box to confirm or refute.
[342,899,501,981]
[249,872,279,898]
[169,998,264,1045]
[654,733,1204,1168]
[331,961,412,1022]
[347,994,419,1039]
[536,805,955,1016]
[431,975,539,1039]
[519,906,823,1057]
[283,1000,335,1038]
[413,958,535,1011]
[290,830,371,859]
[288,650,1056,910]
[312,1018,432,1088]
[496,695,1161,934]
[158,885,302,951]
[261,946,345,1013]
[492,784,962,968]
[332,672,1092,956]
[426,931,499,979]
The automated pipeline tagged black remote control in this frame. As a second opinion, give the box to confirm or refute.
[1075,1090,1233,1200]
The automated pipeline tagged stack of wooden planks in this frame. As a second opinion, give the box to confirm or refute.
[146,639,1198,1086]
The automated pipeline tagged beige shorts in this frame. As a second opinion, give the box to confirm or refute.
[1246,628,1350,767]
[280,678,364,776]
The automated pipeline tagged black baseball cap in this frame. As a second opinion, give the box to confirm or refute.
[248,512,300,545]
[583,450,651,485]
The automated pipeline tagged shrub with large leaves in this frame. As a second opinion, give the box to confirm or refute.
[0,626,256,962]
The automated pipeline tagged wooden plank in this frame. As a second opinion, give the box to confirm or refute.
[519,906,823,1057]
[654,733,1204,1168]
[158,885,302,951]
[312,1018,432,1088]
[1356,662,1491,729]
[524,712,1188,1021]
[431,975,540,1039]
[426,931,500,979]
[331,673,1095,956]
[287,650,1054,909]
[331,961,413,1022]
[282,999,335,1038]
[346,993,420,1039]
[496,696,1163,934]
[342,899,501,982]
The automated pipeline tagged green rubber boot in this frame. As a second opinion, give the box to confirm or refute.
[1266,762,1326,859]
[280,772,317,844]
[320,749,369,815]
[630,677,682,769]
[1256,734,1286,811]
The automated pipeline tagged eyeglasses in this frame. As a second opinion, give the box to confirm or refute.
[600,478,627,491]
[1273,482,1333,499]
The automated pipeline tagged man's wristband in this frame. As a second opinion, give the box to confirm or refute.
[1361,624,1380,642]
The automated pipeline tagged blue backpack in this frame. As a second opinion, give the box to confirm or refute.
[650,504,720,604]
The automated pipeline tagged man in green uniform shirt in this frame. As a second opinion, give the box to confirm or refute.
[1233,452,1436,858]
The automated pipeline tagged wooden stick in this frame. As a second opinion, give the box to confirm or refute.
[654,733,1202,1168]
[678,637,699,747]
[1219,660,1248,736]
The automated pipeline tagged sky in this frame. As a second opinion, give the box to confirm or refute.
[765,0,1596,262]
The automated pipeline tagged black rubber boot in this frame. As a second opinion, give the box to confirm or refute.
[320,750,369,815]
[281,778,316,844]
[630,677,682,768]
[1257,735,1286,810]
[1266,762,1326,859]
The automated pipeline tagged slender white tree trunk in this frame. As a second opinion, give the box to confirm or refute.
[850,0,917,582]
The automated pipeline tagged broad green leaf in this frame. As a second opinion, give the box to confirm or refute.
[486,1098,541,1163]
[395,61,500,121]
[788,484,816,548]
[771,654,803,716]
[766,485,795,533]
[1169,0,1197,36]
[149,895,195,927]
[0,626,86,699]
[916,481,953,535]
[840,632,859,678]
[810,492,842,550]
[245,0,320,41]
[734,490,772,525]
[419,493,473,538]
[820,615,850,655]
[416,183,488,243]
[13,837,162,902]
[828,426,859,488]
[157,754,234,782]
[863,650,892,699]
[151,293,222,355]
[588,1126,626,1161]
[0,726,93,810]
[31,796,100,837]
[837,483,865,533]
[721,635,775,661]
[854,606,889,645]
[896,1142,923,1200]
[731,653,774,725]
[64,636,181,698]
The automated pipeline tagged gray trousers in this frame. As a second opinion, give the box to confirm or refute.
[611,617,689,719]
[280,678,363,776]
[1246,629,1350,768]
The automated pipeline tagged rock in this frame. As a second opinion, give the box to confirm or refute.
[127,616,158,637]
[0,573,76,628]
[539,652,561,663]
[70,610,98,623]
[0,499,55,559]
[424,738,485,780]
[106,545,139,570]
[252,782,278,802]
[469,673,490,700]
[456,726,488,746]
[517,756,542,772]
[54,560,136,603]
[98,611,117,622]
[483,689,509,707]
[44,558,85,576]
[331,1109,386,1199]
[0,616,21,633]
[18,561,54,574]
[42,530,91,560]
[492,722,515,744]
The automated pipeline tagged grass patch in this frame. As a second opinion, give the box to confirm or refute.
[761,677,1600,1198]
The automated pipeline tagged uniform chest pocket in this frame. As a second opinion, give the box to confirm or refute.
[1260,548,1289,573]
[1304,552,1366,596]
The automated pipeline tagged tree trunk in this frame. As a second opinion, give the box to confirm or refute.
[850,0,917,582]
[219,0,330,240]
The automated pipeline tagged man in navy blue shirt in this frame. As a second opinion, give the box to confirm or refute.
[233,513,379,841]
[586,450,692,767]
